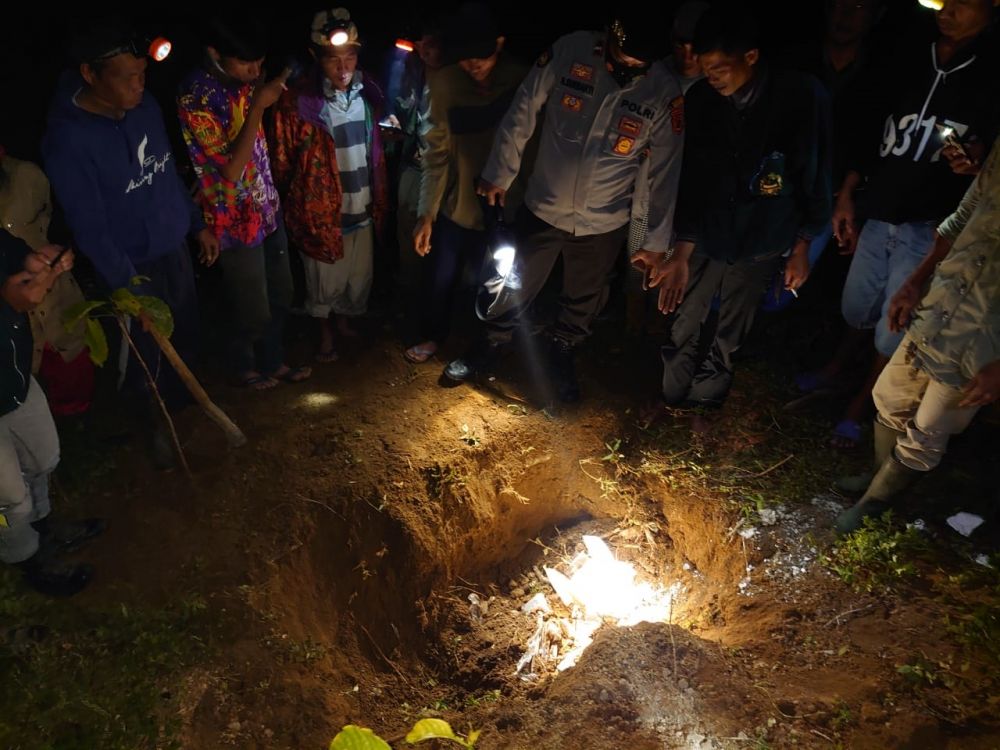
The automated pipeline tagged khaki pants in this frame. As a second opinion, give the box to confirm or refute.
[873,336,981,471]
[301,224,374,318]
[0,378,59,564]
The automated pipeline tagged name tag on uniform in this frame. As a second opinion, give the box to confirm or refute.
[618,117,642,137]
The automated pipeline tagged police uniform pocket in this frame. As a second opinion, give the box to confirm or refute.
[551,89,589,143]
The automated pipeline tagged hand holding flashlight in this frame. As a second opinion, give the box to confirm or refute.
[940,126,981,176]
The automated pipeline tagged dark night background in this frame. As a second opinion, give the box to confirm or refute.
[1,1,931,166]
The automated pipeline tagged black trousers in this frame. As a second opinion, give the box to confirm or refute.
[660,252,780,406]
[482,209,627,347]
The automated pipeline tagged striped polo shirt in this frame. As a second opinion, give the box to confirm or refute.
[320,75,371,232]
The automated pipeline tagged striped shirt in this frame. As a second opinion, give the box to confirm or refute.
[321,76,371,231]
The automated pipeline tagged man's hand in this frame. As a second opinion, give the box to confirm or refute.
[28,244,74,274]
[413,216,433,257]
[887,280,923,333]
[943,140,985,177]
[648,256,691,315]
[196,228,221,266]
[252,68,293,111]
[476,178,506,207]
[959,360,1000,408]
[784,241,810,293]
[832,194,858,255]
[630,249,665,289]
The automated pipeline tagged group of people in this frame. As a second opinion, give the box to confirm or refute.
[2,0,998,597]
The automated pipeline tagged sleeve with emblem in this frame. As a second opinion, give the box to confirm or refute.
[479,35,565,190]
[642,80,686,254]
[417,72,453,220]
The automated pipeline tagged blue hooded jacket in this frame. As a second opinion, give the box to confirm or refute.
[42,72,203,290]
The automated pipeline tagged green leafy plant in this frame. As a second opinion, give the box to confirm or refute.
[820,514,927,592]
[329,719,480,750]
[64,278,246,474]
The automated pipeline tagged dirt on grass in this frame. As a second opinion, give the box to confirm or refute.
[10,320,1000,750]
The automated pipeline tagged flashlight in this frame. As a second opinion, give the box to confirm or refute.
[395,38,414,53]
[490,205,517,284]
[476,202,520,320]
[939,125,969,160]
[148,36,172,62]
[323,17,351,47]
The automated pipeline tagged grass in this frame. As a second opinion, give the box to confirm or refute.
[0,569,214,749]
[820,513,928,592]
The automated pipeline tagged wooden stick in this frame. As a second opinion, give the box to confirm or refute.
[118,318,191,476]
[145,323,247,447]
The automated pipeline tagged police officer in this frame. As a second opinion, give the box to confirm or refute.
[442,13,686,402]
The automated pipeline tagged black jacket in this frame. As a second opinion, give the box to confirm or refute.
[850,34,1000,225]
[1,229,34,417]
[675,67,832,263]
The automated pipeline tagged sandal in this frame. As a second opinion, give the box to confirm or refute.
[830,418,861,449]
[270,365,312,383]
[235,373,279,391]
[315,348,339,364]
[404,342,438,364]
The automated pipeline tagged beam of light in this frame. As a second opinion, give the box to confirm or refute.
[383,48,410,122]
[493,245,515,278]
[516,536,680,677]
[299,392,339,408]
[918,0,943,9]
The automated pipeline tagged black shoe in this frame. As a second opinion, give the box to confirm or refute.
[548,339,580,403]
[442,340,502,384]
[16,555,93,597]
[32,517,108,553]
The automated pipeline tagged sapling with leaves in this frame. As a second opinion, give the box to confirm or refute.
[64,277,247,475]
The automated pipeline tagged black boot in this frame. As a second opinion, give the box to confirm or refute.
[547,338,580,403]
[32,517,108,553]
[15,553,92,597]
[443,339,503,385]
[834,455,922,535]
[835,420,903,495]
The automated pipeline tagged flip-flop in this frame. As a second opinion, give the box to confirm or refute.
[404,343,438,364]
[315,348,339,364]
[271,365,312,383]
[235,374,279,391]
[830,418,861,449]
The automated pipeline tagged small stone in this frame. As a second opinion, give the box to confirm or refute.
[264,729,274,739]
[677,678,689,690]
[599,689,611,703]
[228,721,241,733]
